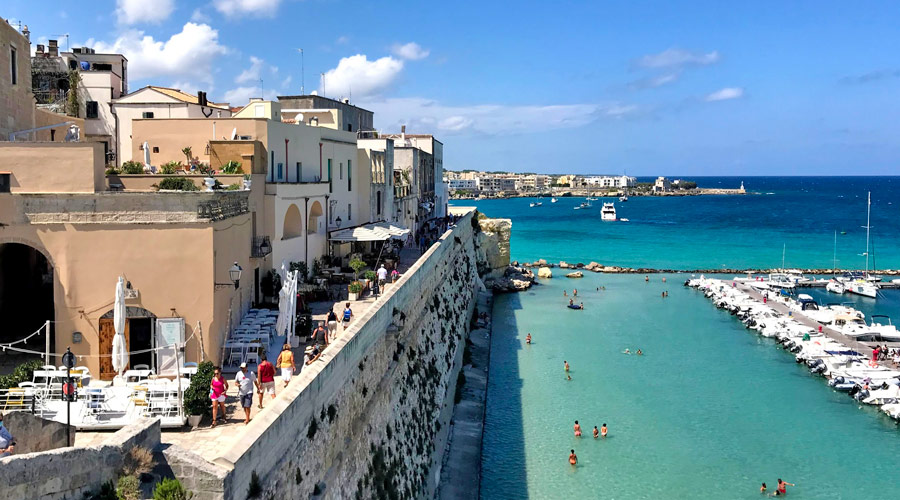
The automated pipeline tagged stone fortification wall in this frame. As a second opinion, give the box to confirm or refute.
[0,418,160,500]
[213,210,482,499]
[2,411,74,454]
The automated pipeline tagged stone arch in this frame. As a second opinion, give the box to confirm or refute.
[0,242,55,348]
[308,200,324,235]
[283,203,303,239]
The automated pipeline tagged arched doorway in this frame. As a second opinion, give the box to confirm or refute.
[0,243,54,356]
[283,204,303,239]
[98,307,156,380]
[308,200,323,234]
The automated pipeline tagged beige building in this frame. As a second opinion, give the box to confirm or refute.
[112,86,232,165]
[0,142,256,378]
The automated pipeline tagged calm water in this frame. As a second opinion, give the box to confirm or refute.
[477,178,900,499]
[466,176,900,270]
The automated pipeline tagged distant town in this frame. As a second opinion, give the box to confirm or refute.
[444,171,746,198]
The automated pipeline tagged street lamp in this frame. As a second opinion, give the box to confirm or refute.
[335,216,343,228]
[61,347,76,447]
[229,262,242,289]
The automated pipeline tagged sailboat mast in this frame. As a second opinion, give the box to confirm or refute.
[833,230,837,275]
[782,243,786,271]
[865,191,871,276]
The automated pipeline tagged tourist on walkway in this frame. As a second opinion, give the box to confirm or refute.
[0,413,16,457]
[342,302,353,329]
[313,321,329,349]
[235,362,258,425]
[327,309,338,340]
[257,354,276,409]
[209,367,228,428]
[276,343,295,388]
[377,264,388,289]
[304,345,322,365]
[391,268,399,282]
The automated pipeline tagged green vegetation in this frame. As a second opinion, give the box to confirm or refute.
[247,471,261,498]
[349,258,366,280]
[364,270,377,281]
[156,177,199,191]
[152,478,191,500]
[349,281,364,294]
[121,161,145,175]
[159,161,183,175]
[183,361,215,416]
[105,166,121,175]
[115,475,140,500]
[221,160,243,174]
[0,359,43,389]
[66,70,81,117]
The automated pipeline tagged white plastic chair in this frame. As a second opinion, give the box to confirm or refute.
[134,364,150,371]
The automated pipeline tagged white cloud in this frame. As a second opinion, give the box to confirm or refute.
[191,9,212,23]
[359,97,635,135]
[91,23,228,85]
[705,87,744,101]
[215,0,282,17]
[116,0,174,25]
[170,80,201,95]
[222,85,278,105]
[336,36,349,45]
[321,54,405,99]
[630,72,679,89]
[392,42,430,61]
[636,48,720,69]
[236,56,265,84]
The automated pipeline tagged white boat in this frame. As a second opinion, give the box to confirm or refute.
[619,193,629,202]
[551,197,558,203]
[530,201,542,207]
[601,202,617,221]
[846,279,878,299]
[586,197,598,201]
[846,192,879,299]
[767,272,800,289]
[826,279,845,294]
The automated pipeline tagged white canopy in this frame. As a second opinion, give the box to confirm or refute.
[330,222,410,242]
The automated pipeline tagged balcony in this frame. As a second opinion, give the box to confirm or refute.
[251,235,272,258]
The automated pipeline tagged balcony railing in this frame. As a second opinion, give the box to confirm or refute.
[251,236,272,258]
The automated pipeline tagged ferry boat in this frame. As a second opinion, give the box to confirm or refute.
[601,202,617,221]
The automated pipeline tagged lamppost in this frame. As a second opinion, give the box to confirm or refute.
[61,347,76,447]
[335,216,342,228]
[216,262,243,289]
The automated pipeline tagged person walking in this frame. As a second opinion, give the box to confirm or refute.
[313,321,329,349]
[275,343,295,388]
[256,354,276,409]
[0,413,16,457]
[209,366,228,428]
[342,302,353,330]
[235,362,258,425]
[327,309,338,340]
[377,264,388,290]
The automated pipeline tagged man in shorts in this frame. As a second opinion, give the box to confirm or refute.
[234,362,258,425]
[313,321,328,349]
[342,303,353,330]
[327,309,339,340]
[256,354,276,409]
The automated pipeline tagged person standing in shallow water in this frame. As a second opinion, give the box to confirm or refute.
[564,360,570,372]
[525,333,532,344]
[774,479,794,496]
[593,426,599,438]
[574,420,582,437]
[569,449,577,466]
[601,423,608,437]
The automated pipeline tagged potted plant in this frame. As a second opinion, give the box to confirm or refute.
[348,281,363,301]
[364,270,377,289]
[197,164,216,191]
[222,160,243,174]
[243,173,252,191]
[182,361,215,429]
[349,258,366,281]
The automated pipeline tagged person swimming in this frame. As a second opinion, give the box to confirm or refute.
[573,289,578,296]
[569,449,577,466]
[623,349,631,354]
[601,423,608,437]
[637,349,643,355]
[645,275,649,282]
[566,374,572,381]
[564,360,570,372]
[574,420,582,437]
[662,277,667,283]
[580,302,584,310]
[774,479,794,496]
[569,298,574,306]
[593,426,599,438]
[526,333,532,344]
[760,483,767,494]
[563,290,568,296]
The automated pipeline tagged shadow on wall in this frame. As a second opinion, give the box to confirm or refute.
[481,291,528,498]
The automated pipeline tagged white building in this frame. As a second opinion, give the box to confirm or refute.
[449,179,479,191]
[112,86,232,165]
[581,175,636,188]
[653,176,672,193]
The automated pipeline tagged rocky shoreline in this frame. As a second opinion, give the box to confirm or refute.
[515,259,900,276]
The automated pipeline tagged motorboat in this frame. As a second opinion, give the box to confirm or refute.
[586,197,598,201]
[767,272,801,289]
[619,192,629,202]
[551,197,558,203]
[826,279,845,294]
[576,201,592,210]
[601,202,617,221]
[530,201,542,207]
[844,277,878,299]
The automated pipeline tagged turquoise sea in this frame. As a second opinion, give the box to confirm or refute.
[472,177,900,499]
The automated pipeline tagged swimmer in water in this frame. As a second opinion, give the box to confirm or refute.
[661,291,665,298]
[526,333,532,344]
[645,275,649,282]
[564,360,570,372]
[566,374,572,381]
[569,298,574,306]
[574,420,582,437]
[593,426,599,438]
[601,423,608,437]
[623,349,631,354]
[662,277,666,283]
[760,483,767,494]
[573,289,578,296]
[580,302,584,310]
[563,290,567,297]
[774,479,794,496]
[569,449,577,466]
[637,349,643,356]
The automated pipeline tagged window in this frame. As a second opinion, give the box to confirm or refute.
[377,191,382,215]
[327,159,332,193]
[339,162,343,180]
[277,163,283,181]
[152,147,159,153]
[296,162,301,183]
[86,101,99,119]
[142,111,154,119]
[348,159,352,191]
[348,204,352,221]
[270,151,275,182]
[9,47,17,85]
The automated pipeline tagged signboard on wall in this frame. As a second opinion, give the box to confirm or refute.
[155,318,185,376]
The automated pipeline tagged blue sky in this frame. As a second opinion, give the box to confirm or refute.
[6,0,900,175]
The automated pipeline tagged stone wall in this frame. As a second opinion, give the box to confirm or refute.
[2,412,74,454]
[210,209,482,500]
[0,418,160,500]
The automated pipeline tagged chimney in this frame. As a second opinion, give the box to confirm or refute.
[36,44,45,55]
[48,39,58,57]
[401,125,406,141]
[197,91,207,107]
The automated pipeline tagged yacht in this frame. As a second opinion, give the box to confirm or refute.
[601,202,617,221]
[530,201,542,207]
[845,192,879,299]
[826,279,845,294]
[586,197,598,201]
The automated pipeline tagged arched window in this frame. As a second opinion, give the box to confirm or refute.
[308,201,323,235]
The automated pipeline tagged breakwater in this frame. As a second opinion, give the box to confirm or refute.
[515,259,900,276]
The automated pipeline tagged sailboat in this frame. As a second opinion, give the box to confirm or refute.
[619,189,629,202]
[844,192,878,299]
[826,230,845,294]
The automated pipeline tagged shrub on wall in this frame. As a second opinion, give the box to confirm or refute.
[152,478,192,500]
[183,361,215,416]
[121,161,145,175]
[159,161,183,175]
[156,177,199,191]
[221,160,243,174]
[0,359,43,389]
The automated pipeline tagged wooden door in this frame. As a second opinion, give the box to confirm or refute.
[99,317,130,380]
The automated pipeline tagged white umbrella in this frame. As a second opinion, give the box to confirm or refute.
[111,277,128,376]
[143,141,151,169]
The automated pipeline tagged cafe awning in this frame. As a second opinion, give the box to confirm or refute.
[329,222,410,242]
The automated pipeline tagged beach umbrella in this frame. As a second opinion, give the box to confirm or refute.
[143,142,151,168]
[111,277,129,376]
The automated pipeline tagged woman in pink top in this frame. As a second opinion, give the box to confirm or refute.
[209,366,229,427]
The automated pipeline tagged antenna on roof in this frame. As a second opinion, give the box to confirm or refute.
[320,73,325,98]
[259,77,264,100]
[54,33,70,52]
[297,48,304,95]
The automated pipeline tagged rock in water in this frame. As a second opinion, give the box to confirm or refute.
[537,267,553,279]
[566,271,584,278]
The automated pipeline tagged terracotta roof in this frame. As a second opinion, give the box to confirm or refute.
[146,86,230,110]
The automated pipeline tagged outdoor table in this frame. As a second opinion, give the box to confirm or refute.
[123,369,153,384]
